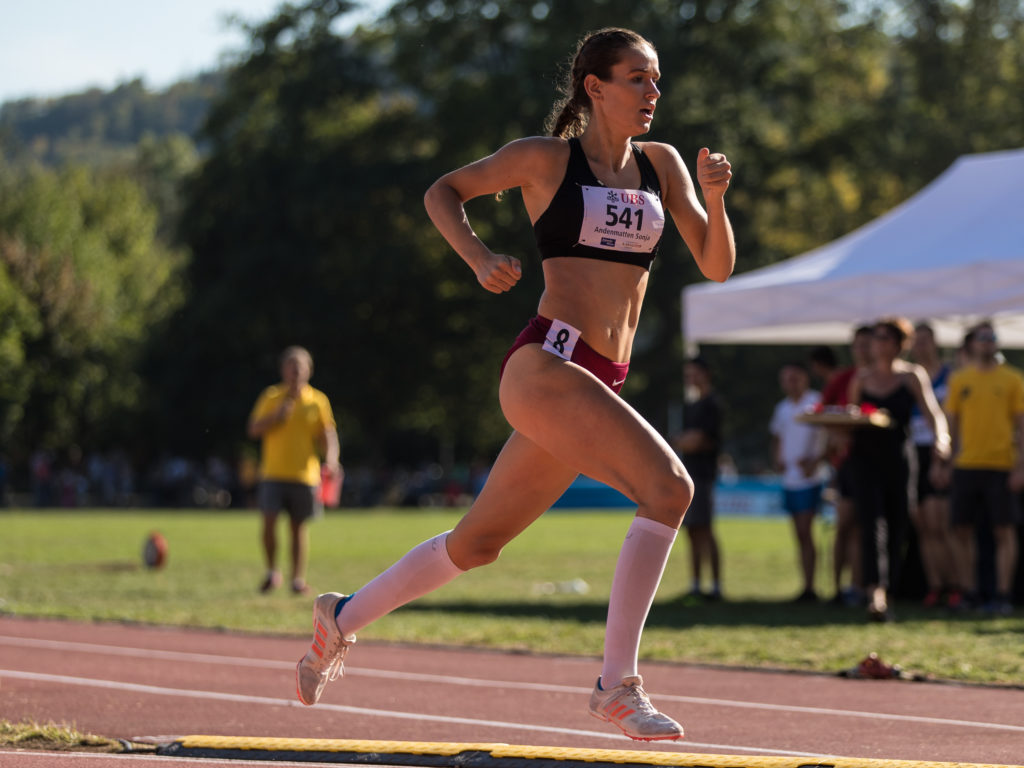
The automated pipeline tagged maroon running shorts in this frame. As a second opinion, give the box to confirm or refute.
[499,315,629,394]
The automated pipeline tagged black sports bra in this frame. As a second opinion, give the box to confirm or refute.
[533,138,665,270]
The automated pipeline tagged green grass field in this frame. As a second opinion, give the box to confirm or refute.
[2,508,1022,685]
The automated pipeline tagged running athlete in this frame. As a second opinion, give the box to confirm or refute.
[295,27,735,742]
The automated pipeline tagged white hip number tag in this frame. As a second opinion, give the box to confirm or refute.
[543,319,580,361]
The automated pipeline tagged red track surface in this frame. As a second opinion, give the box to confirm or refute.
[2,615,1023,766]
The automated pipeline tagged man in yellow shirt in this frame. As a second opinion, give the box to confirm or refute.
[248,346,341,594]
[944,322,1024,615]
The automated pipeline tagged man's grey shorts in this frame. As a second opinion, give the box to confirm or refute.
[259,480,322,524]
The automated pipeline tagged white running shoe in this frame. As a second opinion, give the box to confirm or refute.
[295,592,356,705]
[588,675,684,741]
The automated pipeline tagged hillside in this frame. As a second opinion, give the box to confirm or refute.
[0,73,221,166]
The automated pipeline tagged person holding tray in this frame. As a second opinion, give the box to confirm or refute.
[848,318,950,621]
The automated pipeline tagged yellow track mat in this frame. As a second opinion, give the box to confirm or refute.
[156,735,1024,768]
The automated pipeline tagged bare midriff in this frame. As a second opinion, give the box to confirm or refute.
[536,258,649,364]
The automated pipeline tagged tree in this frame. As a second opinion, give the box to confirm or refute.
[157,0,543,467]
[156,0,1024,474]
[129,132,201,244]
[0,162,185,464]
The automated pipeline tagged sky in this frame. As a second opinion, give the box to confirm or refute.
[0,0,390,104]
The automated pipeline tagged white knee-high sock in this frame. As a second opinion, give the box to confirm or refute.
[601,516,677,686]
[335,531,465,636]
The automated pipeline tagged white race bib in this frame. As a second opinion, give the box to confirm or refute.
[578,186,665,253]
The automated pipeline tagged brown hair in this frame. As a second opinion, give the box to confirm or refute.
[875,317,915,351]
[545,28,654,139]
[968,319,994,337]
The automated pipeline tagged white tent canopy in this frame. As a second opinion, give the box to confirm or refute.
[683,148,1024,348]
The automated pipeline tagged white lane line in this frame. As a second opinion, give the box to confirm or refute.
[3,634,1022,734]
[0,668,828,759]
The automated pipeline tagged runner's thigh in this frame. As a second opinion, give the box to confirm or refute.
[499,345,690,517]
[448,430,579,566]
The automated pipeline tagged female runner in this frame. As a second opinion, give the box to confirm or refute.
[297,27,735,741]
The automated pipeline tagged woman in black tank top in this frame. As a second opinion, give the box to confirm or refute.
[848,318,951,621]
[300,29,736,741]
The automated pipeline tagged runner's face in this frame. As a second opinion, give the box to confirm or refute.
[595,45,660,134]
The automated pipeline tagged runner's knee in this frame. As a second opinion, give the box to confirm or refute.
[446,532,505,570]
[641,470,693,528]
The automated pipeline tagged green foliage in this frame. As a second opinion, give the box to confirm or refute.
[129,133,201,243]
[158,0,537,464]
[5,0,1024,473]
[891,0,1024,178]
[0,163,185,458]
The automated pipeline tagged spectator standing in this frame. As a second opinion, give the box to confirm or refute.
[248,346,342,595]
[955,329,976,369]
[673,357,724,601]
[821,326,874,407]
[848,318,950,621]
[808,345,840,406]
[943,322,1024,615]
[908,321,957,607]
[811,338,859,604]
[770,363,827,601]
[819,327,873,605]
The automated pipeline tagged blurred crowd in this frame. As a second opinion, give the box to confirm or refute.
[0,448,488,512]
[674,317,1024,619]
[772,318,1023,618]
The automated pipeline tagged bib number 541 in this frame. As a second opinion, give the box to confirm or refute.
[605,204,644,231]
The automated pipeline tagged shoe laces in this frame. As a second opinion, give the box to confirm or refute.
[621,679,657,716]
[321,633,351,681]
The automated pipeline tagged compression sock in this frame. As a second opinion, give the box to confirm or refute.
[600,516,677,685]
[335,531,464,636]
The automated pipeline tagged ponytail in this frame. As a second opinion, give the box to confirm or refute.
[544,28,652,139]
[545,94,587,138]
